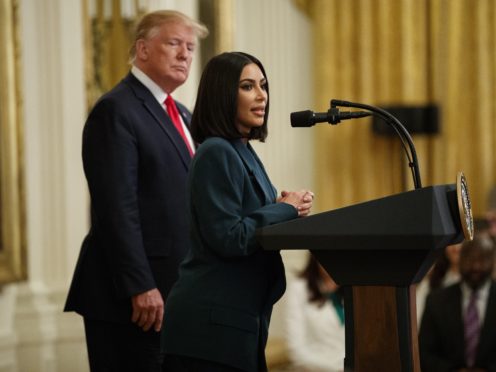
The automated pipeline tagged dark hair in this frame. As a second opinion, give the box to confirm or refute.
[191,52,269,143]
[461,232,495,258]
[299,254,343,307]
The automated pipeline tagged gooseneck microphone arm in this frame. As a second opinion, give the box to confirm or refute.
[331,99,422,189]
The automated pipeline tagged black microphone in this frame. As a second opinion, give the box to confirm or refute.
[291,107,371,127]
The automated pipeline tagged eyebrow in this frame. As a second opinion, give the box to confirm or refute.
[239,78,267,84]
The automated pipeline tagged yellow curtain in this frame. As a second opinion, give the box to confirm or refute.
[300,0,495,217]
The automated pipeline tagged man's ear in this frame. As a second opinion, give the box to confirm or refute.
[135,39,148,61]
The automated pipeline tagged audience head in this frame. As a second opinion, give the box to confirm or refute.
[459,232,495,291]
[486,187,496,238]
[191,52,269,144]
[299,254,338,306]
[130,10,208,93]
[429,243,461,289]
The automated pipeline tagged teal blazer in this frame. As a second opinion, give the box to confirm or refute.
[163,137,298,371]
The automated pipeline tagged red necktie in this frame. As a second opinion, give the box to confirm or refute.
[164,95,194,157]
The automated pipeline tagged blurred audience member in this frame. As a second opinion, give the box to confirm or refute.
[416,243,462,324]
[486,187,496,241]
[419,232,496,372]
[285,254,345,372]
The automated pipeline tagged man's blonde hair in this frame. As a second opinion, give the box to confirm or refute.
[129,10,208,62]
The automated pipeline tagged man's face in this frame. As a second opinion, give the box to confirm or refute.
[460,243,494,290]
[137,21,196,93]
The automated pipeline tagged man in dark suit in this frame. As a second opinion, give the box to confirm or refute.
[419,232,496,372]
[64,10,207,372]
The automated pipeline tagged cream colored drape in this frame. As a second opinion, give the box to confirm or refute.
[298,0,495,217]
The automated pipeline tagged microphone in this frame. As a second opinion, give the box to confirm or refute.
[291,107,371,127]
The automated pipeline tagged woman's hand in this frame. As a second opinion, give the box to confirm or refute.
[278,189,314,217]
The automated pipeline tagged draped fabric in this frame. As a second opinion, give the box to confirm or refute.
[296,0,496,216]
[83,0,145,108]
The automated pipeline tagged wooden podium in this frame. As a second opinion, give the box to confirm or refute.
[257,183,469,371]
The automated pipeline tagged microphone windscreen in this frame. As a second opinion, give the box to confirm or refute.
[290,110,314,127]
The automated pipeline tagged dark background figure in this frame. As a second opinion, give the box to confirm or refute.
[486,187,496,243]
[416,243,462,325]
[64,10,208,372]
[419,232,496,372]
[162,52,314,372]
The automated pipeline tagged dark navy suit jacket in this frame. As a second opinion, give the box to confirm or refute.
[65,73,192,322]
[163,137,298,372]
[419,281,496,372]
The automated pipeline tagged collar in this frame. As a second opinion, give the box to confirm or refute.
[461,279,491,300]
[131,65,168,106]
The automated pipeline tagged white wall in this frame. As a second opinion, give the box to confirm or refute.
[8,0,88,371]
[0,0,313,370]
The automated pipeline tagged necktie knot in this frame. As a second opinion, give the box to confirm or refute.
[164,95,176,111]
[469,290,478,303]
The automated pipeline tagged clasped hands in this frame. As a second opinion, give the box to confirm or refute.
[278,189,314,217]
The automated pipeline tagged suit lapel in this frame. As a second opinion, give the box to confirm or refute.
[231,140,276,204]
[475,281,496,363]
[450,285,466,357]
[176,102,193,130]
[123,74,191,169]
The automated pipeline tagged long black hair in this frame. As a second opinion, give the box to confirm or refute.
[299,254,343,307]
[191,52,269,144]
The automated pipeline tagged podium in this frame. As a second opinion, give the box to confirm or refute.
[257,183,469,371]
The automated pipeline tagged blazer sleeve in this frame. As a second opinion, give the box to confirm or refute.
[83,97,156,298]
[190,142,297,258]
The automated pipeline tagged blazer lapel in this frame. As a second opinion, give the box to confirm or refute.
[231,140,276,204]
[248,143,277,201]
[123,74,191,169]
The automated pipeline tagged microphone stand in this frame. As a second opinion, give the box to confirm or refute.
[331,99,422,190]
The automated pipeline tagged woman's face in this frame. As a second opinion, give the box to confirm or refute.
[235,63,268,137]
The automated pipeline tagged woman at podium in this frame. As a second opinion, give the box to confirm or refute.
[162,51,314,371]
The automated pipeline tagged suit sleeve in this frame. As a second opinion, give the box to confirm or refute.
[83,98,156,298]
[190,143,297,258]
[418,293,458,372]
